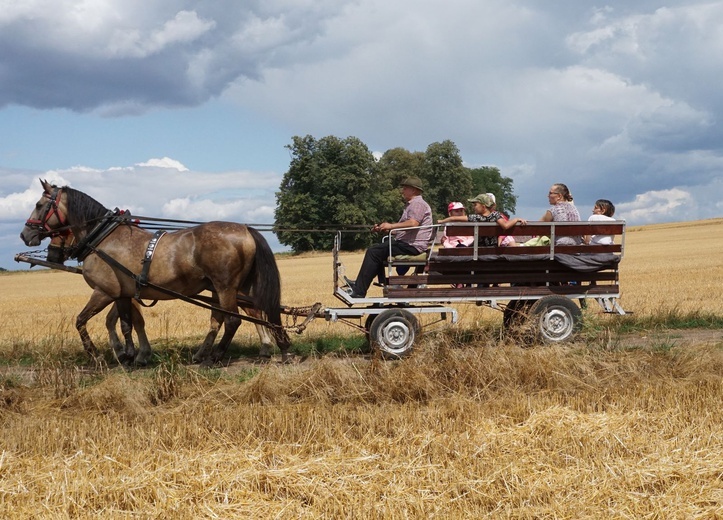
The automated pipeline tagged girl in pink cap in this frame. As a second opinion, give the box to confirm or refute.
[440,202,475,248]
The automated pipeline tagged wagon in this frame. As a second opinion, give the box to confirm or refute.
[326,220,628,357]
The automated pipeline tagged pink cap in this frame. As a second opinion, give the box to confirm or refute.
[447,201,465,213]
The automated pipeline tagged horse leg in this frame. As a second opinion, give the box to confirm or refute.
[276,328,292,362]
[207,292,242,364]
[105,303,124,357]
[254,323,275,358]
[243,307,275,358]
[131,301,153,367]
[113,299,137,365]
[104,300,153,366]
[245,299,290,362]
[192,310,223,364]
[76,289,115,360]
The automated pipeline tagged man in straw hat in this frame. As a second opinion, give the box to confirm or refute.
[344,176,432,298]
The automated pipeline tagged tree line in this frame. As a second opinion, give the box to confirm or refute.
[274,135,517,253]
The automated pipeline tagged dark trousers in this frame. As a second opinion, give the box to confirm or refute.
[353,240,419,296]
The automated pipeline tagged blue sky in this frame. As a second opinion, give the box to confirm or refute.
[2,0,723,270]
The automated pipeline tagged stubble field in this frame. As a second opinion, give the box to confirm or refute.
[0,219,722,518]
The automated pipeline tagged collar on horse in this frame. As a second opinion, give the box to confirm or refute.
[71,208,128,261]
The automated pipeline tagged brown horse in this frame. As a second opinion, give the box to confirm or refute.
[21,179,291,365]
[47,232,279,366]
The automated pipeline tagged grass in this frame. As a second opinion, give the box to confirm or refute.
[1,338,722,517]
[0,218,722,517]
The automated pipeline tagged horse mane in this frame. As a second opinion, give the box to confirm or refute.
[62,185,110,227]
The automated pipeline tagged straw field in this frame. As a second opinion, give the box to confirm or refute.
[1,219,722,518]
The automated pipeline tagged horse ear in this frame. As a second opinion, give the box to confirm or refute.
[40,178,52,193]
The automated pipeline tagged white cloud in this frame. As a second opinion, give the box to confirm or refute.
[1,159,280,223]
[161,197,261,221]
[2,159,287,268]
[616,188,693,223]
[136,157,189,171]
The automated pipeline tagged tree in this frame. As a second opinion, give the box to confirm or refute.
[422,140,473,220]
[372,147,426,221]
[467,166,517,215]
[274,135,519,253]
[275,135,378,252]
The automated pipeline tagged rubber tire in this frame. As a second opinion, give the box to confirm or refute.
[529,295,582,343]
[368,309,420,359]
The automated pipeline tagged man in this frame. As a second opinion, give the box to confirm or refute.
[345,176,433,298]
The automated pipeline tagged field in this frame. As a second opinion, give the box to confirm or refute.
[1,219,722,518]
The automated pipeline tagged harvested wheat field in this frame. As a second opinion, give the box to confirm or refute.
[1,219,722,518]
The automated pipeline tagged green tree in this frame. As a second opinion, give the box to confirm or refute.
[372,147,427,221]
[467,166,517,215]
[274,135,519,252]
[275,135,377,252]
[423,140,473,220]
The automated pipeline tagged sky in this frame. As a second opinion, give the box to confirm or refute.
[1,0,722,270]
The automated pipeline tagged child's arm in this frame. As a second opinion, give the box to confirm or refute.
[496,216,527,230]
[438,215,469,224]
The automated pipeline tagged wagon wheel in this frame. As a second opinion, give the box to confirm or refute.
[528,295,582,343]
[367,309,420,359]
[502,299,533,329]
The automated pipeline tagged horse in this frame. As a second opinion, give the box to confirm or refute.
[21,179,291,365]
[46,231,280,366]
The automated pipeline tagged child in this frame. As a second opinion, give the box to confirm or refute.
[440,202,474,248]
[439,193,527,246]
[486,193,516,246]
[584,199,617,245]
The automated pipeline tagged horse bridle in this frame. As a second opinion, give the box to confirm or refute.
[25,187,70,238]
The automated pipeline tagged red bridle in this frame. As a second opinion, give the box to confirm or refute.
[25,187,70,238]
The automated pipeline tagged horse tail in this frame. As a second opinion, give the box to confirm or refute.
[248,227,283,328]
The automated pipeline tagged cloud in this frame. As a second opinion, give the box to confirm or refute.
[1,159,286,268]
[218,2,723,221]
[616,188,693,223]
[1,159,281,223]
[136,157,189,171]
[0,1,346,112]
[2,1,723,268]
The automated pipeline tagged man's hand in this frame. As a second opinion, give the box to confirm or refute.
[377,222,393,232]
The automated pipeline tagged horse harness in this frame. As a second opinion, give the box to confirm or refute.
[23,192,313,334]
[137,230,166,300]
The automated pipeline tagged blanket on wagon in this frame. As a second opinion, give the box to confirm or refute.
[428,252,621,273]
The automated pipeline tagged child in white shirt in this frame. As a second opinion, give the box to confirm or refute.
[585,199,617,245]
